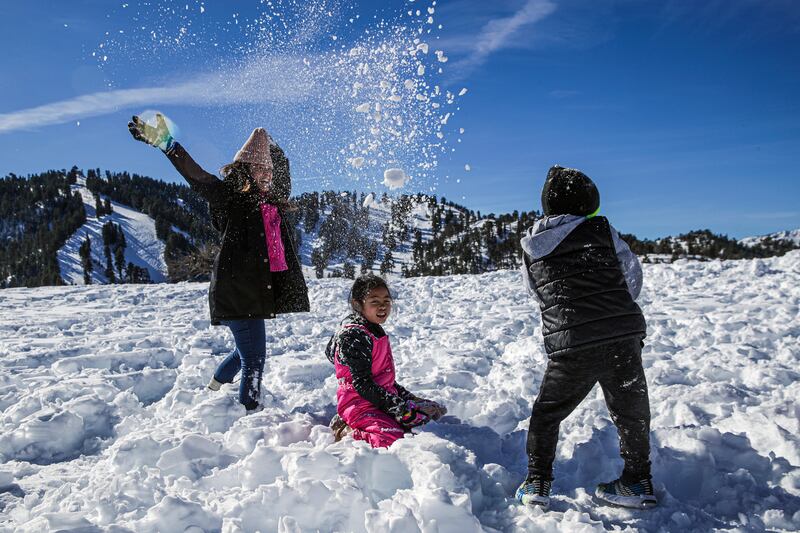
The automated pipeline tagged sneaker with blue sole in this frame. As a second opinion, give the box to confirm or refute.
[515,476,551,510]
[596,478,657,509]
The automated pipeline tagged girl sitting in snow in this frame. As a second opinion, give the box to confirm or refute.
[325,274,446,448]
[128,114,309,413]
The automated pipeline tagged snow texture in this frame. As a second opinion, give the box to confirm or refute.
[57,176,168,285]
[1,252,799,531]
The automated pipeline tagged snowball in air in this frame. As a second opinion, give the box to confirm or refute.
[383,168,409,190]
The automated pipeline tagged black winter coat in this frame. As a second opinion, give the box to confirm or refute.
[165,142,310,324]
[524,216,646,356]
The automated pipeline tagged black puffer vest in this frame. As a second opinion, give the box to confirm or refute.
[526,217,646,357]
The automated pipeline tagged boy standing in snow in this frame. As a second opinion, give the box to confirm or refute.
[516,166,656,510]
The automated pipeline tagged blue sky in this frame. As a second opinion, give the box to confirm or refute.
[1,0,799,239]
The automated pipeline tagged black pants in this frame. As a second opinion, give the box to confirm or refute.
[526,338,651,483]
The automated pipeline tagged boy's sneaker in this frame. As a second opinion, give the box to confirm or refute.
[596,478,657,509]
[515,476,551,509]
[207,377,223,391]
[329,414,352,442]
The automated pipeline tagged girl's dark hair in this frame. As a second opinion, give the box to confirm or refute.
[350,273,392,311]
[220,161,254,194]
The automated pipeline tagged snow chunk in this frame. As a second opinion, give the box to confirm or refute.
[134,495,221,533]
[383,168,409,189]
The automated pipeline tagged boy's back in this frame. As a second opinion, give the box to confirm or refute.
[521,214,646,356]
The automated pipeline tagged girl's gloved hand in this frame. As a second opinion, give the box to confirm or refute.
[397,400,430,428]
[128,113,175,152]
[416,399,447,421]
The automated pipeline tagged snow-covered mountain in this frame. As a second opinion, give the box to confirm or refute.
[296,192,469,278]
[0,251,798,531]
[57,176,168,284]
[740,228,800,248]
[7,167,800,288]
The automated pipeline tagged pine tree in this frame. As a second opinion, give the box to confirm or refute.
[343,261,355,279]
[311,248,327,279]
[79,236,92,284]
[104,247,115,283]
[379,250,394,275]
[114,246,125,278]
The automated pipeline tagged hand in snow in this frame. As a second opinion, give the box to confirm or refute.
[397,400,430,429]
[128,114,174,152]
[416,399,447,421]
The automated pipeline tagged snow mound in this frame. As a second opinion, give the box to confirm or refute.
[0,252,799,531]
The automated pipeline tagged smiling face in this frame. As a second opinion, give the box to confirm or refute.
[356,286,392,324]
[250,163,273,193]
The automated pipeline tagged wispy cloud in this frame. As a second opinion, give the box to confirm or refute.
[0,55,314,134]
[448,0,557,76]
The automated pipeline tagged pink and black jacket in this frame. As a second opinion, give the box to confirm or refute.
[325,313,415,421]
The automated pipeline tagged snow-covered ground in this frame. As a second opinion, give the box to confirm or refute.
[1,253,799,531]
[57,176,168,284]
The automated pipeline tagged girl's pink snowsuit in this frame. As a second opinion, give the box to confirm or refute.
[333,324,405,448]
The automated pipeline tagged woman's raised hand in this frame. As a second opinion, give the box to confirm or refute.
[128,113,174,152]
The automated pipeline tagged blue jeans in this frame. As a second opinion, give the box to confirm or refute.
[215,319,266,410]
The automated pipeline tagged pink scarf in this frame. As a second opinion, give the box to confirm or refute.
[259,204,288,272]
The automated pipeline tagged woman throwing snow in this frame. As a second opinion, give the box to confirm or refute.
[128,114,309,412]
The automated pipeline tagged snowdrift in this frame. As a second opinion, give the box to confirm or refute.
[0,253,799,531]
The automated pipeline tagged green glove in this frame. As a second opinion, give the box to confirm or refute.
[128,113,175,152]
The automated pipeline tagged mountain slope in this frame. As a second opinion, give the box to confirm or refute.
[740,228,800,248]
[4,168,800,288]
[57,176,168,284]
